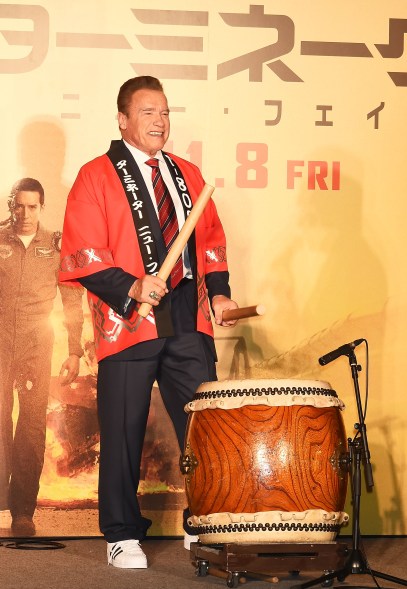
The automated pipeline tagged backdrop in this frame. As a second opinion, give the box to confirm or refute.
[0,0,406,537]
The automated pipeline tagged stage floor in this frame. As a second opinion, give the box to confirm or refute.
[0,536,406,589]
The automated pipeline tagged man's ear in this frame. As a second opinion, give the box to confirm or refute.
[118,112,127,130]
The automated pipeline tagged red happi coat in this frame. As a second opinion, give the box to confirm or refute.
[59,149,228,361]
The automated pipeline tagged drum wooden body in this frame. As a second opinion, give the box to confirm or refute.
[182,379,349,544]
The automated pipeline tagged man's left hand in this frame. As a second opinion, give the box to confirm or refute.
[212,295,239,327]
[59,354,80,386]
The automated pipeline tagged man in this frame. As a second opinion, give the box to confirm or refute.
[0,178,84,536]
[59,75,238,569]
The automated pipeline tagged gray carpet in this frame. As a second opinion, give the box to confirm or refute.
[0,537,406,589]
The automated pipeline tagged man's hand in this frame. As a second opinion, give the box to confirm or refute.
[211,295,239,327]
[59,354,80,386]
[128,275,168,306]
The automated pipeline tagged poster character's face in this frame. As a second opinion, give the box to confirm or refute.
[12,191,44,235]
[118,88,170,156]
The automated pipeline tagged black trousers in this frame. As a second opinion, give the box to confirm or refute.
[97,331,217,542]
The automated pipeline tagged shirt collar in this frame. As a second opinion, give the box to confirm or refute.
[122,139,164,166]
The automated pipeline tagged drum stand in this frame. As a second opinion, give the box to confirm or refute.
[293,348,407,589]
[190,541,349,587]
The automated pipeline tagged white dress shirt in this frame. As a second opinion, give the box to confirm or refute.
[123,140,192,278]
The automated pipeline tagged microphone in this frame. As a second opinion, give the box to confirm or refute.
[319,339,364,366]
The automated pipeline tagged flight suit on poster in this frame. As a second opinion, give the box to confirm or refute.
[0,224,83,518]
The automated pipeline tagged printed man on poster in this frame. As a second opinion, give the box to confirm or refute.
[0,177,84,536]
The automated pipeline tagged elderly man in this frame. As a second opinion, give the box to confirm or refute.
[59,76,238,568]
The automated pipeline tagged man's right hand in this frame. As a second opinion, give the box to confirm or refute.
[128,275,168,306]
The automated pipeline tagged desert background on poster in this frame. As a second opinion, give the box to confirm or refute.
[1,1,406,537]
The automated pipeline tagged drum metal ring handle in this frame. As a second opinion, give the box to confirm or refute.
[180,443,199,478]
[329,441,348,479]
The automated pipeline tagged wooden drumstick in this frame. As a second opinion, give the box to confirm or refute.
[222,304,266,322]
[137,183,215,319]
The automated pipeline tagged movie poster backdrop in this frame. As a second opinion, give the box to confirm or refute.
[1,1,406,537]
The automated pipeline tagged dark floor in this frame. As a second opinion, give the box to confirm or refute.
[0,536,406,589]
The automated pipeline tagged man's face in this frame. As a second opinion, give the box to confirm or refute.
[118,88,170,156]
[12,191,43,235]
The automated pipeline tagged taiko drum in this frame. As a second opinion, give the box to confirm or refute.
[181,379,349,544]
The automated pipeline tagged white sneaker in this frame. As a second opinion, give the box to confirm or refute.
[184,532,199,550]
[107,539,148,568]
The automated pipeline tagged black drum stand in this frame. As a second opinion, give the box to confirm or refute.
[190,540,349,587]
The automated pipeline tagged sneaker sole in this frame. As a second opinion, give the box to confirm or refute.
[108,561,148,569]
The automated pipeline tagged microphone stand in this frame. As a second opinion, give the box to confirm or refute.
[292,348,407,589]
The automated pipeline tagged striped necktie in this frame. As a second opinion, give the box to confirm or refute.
[146,158,183,289]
